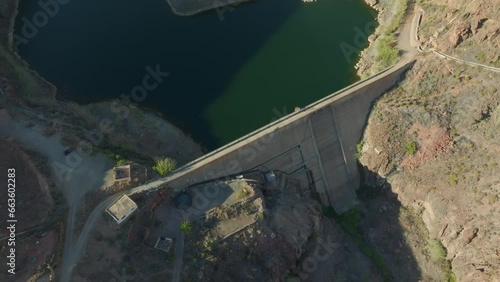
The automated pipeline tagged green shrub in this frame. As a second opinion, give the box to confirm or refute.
[203,238,214,251]
[116,159,127,166]
[375,36,399,69]
[180,221,192,234]
[375,0,408,71]
[428,239,447,261]
[153,157,177,176]
[476,52,486,63]
[373,0,408,71]
[406,140,417,155]
[356,140,365,159]
[493,58,500,68]
[448,173,458,185]
[427,239,456,282]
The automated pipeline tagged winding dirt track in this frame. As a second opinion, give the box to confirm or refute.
[0,111,113,282]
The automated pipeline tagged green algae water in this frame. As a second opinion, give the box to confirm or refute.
[15,0,376,149]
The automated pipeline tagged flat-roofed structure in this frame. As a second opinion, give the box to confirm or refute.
[106,194,138,224]
[114,165,131,182]
[154,237,173,252]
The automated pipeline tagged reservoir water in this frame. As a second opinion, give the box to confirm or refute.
[15,0,376,149]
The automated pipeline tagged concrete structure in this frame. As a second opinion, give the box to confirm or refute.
[62,60,415,282]
[124,60,415,214]
[154,237,173,252]
[106,194,138,224]
[114,165,131,182]
[60,11,424,280]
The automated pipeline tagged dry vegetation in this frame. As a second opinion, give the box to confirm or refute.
[0,0,498,280]
[358,0,500,280]
[0,137,66,281]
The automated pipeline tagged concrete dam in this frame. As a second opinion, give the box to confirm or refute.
[139,60,414,213]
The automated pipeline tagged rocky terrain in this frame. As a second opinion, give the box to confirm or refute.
[1,0,499,280]
[0,132,64,281]
[181,174,389,282]
[0,1,203,280]
[180,175,321,281]
[0,0,203,165]
[0,137,52,235]
[358,0,500,281]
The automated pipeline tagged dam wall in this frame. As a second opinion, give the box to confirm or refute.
[160,60,414,213]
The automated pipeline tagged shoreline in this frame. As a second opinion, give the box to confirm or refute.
[164,0,252,16]
[1,0,400,157]
[356,0,412,76]
[1,0,57,104]
[1,0,204,161]
[7,0,57,94]
[356,0,385,76]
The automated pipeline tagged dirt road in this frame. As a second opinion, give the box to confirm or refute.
[397,5,421,61]
[0,111,113,205]
[0,109,114,282]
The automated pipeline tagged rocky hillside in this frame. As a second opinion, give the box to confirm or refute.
[181,174,390,281]
[181,176,324,281]
[358,0,500,281]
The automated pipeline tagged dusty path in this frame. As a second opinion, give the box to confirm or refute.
[60,194,120,281]
[397,5,421,61]
[0,109,114,282]
[0,110,114,205]
[172,228,185,282]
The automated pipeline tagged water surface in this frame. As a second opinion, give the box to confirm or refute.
[15,0,376,149]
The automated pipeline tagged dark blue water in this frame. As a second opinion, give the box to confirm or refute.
[15,0,376,149]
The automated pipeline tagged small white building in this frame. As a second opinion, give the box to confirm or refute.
[106,194,138,224]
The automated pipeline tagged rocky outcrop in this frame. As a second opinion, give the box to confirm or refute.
[366,0,378,7]
[359,28,500,282]
[448,23,471,47]
[357,0,500,278]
